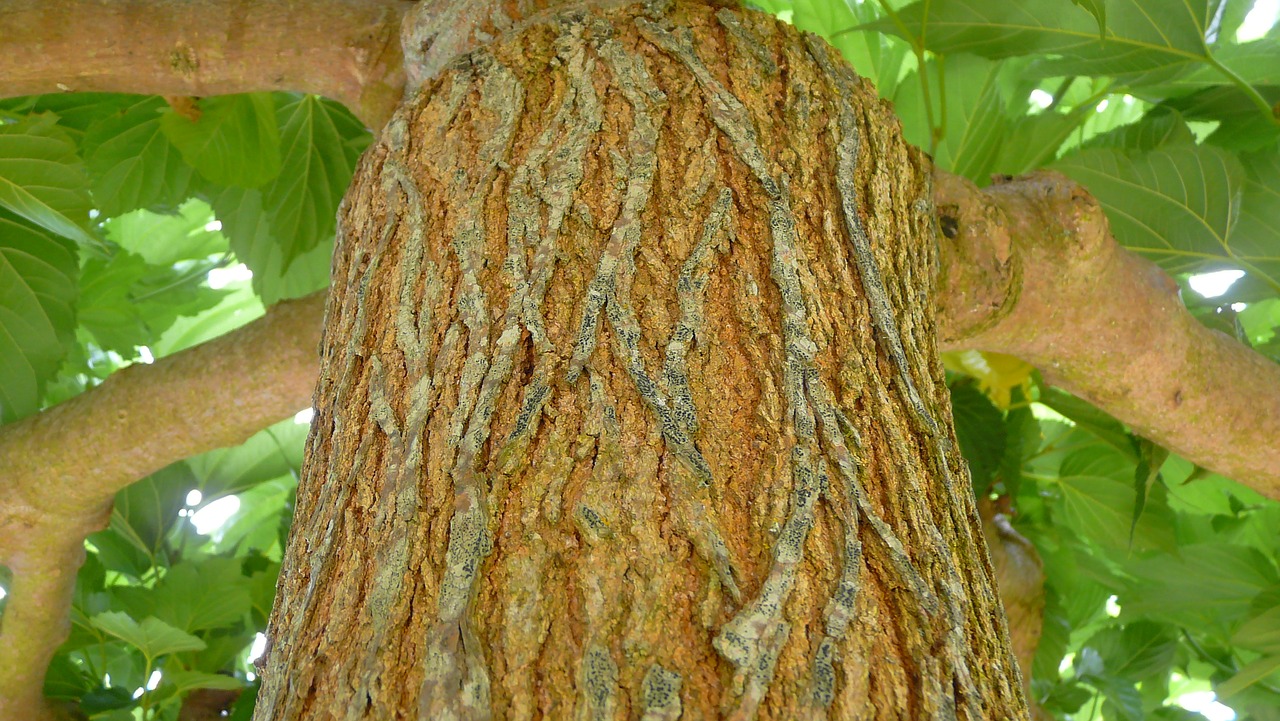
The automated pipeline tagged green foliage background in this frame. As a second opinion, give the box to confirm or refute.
[2,0,1280,718]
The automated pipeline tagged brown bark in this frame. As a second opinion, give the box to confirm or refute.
[0,0,409,127]
[256,3,1026,719]
[979,502,1044,701]
[933,170,1280,497]
[0,292,324,721]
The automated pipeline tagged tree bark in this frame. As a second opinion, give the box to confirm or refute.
[0,0,409,128]
[256,2,1026,719]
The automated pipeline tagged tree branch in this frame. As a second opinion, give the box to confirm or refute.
[934,169,1280,496]
[0,0,410,127]
[0,291,324,721]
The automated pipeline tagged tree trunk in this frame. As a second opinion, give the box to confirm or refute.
[255,1,1028,718]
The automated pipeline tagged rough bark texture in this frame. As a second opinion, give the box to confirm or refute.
[257,2,1026,719]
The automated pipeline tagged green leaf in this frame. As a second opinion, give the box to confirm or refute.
[1232,149,1280,289]
[793,0,911,97]
[148,282,264,358]
[871,0,1231,79]
[998,385,1037,497]
[894,55,1029,179]
[1166,85,1280,151]
[84,96,196,216]
[1038,387,1136,459]
[1083,621,1178,682]
[90,612,206,659]
[228,679,260,721]
[1056,446,1176,551]
[1150,706,1211,721]
[1141,39,1280,93]
[151,560,253,633]
[209,477,296,556]
[1039,678,1095,713]
[1217,654,1280,699]
[261,95,367,268]
[109,463,197,560]
[1084,109,1196,152]
[0,113,93,244]
[1124,543,1280,629]
[1131,439,1169,544]
[1054,142,1256,283]
[187,418,309,500]
[1091,674,1144,721]
[77,245,226,354]
[161,670,244,695]
[948,382,1007,494]
[42,652,95,700]
[1038,537,1117,628]
[1070,0,1106,35]
[160,94,281,188]
[1034,591,1074,679]
[86,528,153,579]
[212,186,331,304]
[1234,606,1280,654]
[991,108,1090,176]
[78,686,136,715]
[0,93,136,135]
[103,198,225,266]
[0,210,77,422]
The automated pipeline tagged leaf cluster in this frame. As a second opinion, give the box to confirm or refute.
[0,92,369,424]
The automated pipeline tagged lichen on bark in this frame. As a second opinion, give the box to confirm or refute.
[255,1,1028,719]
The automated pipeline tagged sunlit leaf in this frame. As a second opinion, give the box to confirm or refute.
[1056,446,1175,551]
[212,186,331,304]
[794,0,912,97]
[894,54,1029,179]
[1124,543,1280,629]
[1082,622,1178,682]
[261,95,367,268]
[0,93,136,135]
[0,113,93,244]
[1054,142,1258,284]
[870,0,1232,79]
[160,94,281,188]
[77,247,226,354]
[1217,654,1280,699]
[148,283,264,358]
[187,418,308,500]
[90,612,206,659]
[1235,606,1280,654]
[1038,387,1135,458]
[1232,149,1280,288]
[84,96,196,215]
[161,670,244,695]
[0,210,77,422]
[109,463,197,561]
[103,198,225,266]
[151,560,253,633]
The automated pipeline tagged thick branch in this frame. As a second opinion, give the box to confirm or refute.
[934,169,1280,497]
[0,0,410,127]
[0,292,324,721]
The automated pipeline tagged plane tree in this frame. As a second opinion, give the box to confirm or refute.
[2,0,1280,719]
